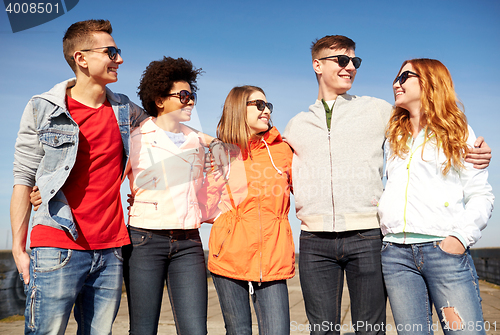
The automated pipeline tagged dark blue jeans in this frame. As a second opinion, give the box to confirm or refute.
[123,227,207,335]
[211,273,290,335]
[299,228,386,335]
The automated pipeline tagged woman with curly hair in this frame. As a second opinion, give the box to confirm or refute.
[122,56,208,335]
[378,59,494,334]
[201,85,295,335]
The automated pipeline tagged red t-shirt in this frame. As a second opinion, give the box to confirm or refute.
[30,96,130,250]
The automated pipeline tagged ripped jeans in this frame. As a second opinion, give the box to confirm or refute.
[382,241,486,335]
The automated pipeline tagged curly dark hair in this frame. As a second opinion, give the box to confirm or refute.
[138,57,203,116]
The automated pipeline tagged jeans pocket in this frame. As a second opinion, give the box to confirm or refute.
[33,247,72,272]
[113,247,124,262]
[437,244,466,257]
[129,228,149,247]
[299,230,317,240]
[381,241,391,253]
[188,237,203,245]
[356,228,382,240]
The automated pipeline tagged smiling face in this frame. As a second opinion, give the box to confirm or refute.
[314,48,357,99]
[77,31,123,86]
[246,90,271,136]
[157,81,194,122]
[393,63,421,114]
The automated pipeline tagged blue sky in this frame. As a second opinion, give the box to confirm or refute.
[1,0,499,250]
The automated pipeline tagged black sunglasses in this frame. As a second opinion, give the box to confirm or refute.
[166,90,197,105]
[394,70,419,85]
[318,55,362,69]
[247,100,273,113]
[79,46,121,61]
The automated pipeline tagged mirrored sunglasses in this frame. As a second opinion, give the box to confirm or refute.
[80,46,121,61]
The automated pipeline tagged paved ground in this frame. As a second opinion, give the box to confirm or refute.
[1,271,499,334]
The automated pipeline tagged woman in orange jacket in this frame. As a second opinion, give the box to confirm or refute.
[202,85,295,335]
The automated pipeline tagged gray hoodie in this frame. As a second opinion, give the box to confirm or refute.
[283,94,392,232]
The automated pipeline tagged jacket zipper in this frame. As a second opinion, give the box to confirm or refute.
[134,177,158,192]
[185,162,194,225]
[135,200,158,210]
[214,227,231,257]
[328,128,335,223]
[258,190,263,283]
[403,137,428,241]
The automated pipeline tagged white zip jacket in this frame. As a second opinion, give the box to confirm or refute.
[378,126,494,247]
[125,117,206,230]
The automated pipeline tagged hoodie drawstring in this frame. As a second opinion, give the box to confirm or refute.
[262,139,282,175]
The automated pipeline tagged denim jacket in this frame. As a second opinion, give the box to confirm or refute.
[13,79,147,240]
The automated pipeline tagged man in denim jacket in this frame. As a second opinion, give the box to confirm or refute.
[10,20,147,334]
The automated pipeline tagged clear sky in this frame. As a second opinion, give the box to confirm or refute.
[1,0,499,250]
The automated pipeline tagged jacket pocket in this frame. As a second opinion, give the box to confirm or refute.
[39,131,77,172]
[129,200,158,227]
[212,223,231,258]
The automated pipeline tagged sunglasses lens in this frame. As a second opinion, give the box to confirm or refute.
[401,71,409,84]
[267,102,273,113]
[337,55,349,67]
[178,91,196,104]
[180,91,189,104]
[107,47,121,60]
[257,100,266,112]
[352,57,361,69]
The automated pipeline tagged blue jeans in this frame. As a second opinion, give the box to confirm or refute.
[23,247,123,335]
[211,273,290,335]
[123,227,207,335]
[299,229,386,335]
[382,242,486,335]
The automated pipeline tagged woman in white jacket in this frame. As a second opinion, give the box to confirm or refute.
[378,58,494,335]
[123,57,208,335]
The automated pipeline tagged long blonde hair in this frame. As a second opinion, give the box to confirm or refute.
[386,58,469,175]
[217,85,271,156]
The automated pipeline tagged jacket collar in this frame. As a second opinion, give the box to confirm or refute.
[250,126,282,148]
[137,117,195,136]
[310,93,354,118]
[37,78,124,114]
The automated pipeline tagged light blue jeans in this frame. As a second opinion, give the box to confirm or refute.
[382,241,486,335]
[211,273,290,335]
[23,247,123,335]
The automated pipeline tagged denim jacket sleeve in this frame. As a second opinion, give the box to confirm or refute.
[13,99,44,187]
[130,100,148,129]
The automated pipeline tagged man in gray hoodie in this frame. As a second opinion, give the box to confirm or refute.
[283,35,491,335]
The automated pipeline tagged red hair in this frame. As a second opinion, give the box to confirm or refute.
[386,59,469,175]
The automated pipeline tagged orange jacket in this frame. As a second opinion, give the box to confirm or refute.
[202,127,295,282]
